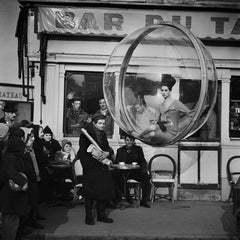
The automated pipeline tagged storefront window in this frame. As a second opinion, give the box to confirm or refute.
[230,76,240,138]
[182,83,221,142]
[63,71,114,138]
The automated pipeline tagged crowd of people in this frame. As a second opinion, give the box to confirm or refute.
[0,74,188,238]
[0,99,152,239]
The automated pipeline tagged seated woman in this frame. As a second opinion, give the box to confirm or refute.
[138,75,194,145]
[43,126,62,162]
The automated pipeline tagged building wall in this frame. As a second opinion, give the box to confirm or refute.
[0,0,20,85]
[3,0,240,201]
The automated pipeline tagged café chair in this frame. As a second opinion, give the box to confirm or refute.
[71,158,84,205]
[226,155,240,202]
[127,179,141,204]
[148,154,176,204]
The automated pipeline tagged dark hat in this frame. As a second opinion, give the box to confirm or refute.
[71,96,82,103]
[4,104,17,113]
[9,127,24,138]
[43,126,53,135]
[161,74,176,90]
[21,119,33,128]
[92,113,106,123]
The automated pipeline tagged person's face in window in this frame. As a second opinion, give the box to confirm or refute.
[161,86,170,99]
[43,133,52,142]
[39,127,44,139]
[26,133,35,147]
[63,143,72,153]
[72,101,81,111]
[99,99,107,111]
[94,119,105,131]
[125,136,135,149]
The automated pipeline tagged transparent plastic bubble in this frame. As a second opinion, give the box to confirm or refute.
[103,22,217,146]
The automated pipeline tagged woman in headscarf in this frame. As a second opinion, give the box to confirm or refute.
[21,127,44,230]
[32,125,49,203]
[42,126,61,162]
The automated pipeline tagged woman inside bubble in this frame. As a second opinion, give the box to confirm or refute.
[136,74,194,144]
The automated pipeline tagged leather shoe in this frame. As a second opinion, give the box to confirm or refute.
[140,201,151,208]
[85,217,95,225]
[97,216,113,223]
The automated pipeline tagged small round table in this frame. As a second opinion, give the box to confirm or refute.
[47,162,73,206]
[110,163,140,209]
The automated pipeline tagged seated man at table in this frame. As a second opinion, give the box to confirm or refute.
[115,134,151,208]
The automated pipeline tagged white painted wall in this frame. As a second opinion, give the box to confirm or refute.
[0,0,20,84]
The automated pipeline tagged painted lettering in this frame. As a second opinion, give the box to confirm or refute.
[172,16,192,29]
[146,15,192,29]
[78,13,99,30]
[0,91,23,99]
[231,18,240,34]
[211,17,229,34]
[55,11,76,29]
[145,15,163,26]
[104,13,123,31]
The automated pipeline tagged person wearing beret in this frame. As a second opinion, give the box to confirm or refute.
[0,104,17,127]
[138,74,193,145]
[66,97,91,136]
[77,113,115,225]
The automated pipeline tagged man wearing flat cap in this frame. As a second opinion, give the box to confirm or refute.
[0,103,17,126]
[66,97,91,136]
[77,113,115,225]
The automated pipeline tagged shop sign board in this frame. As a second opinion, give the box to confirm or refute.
[0,86,28,102]
[38,7,240,39]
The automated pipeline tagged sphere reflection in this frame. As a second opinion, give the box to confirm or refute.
[103,22,217,146]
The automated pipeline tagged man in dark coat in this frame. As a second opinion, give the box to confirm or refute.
[77,113,115,225]
[115,134,151,208]
[66,97,91,136]
[0,128,29,240]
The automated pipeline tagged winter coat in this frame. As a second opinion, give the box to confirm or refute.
[115,145,148,173]
[77,124,115,200]
[43,139,61,162]
[0,137,28,216]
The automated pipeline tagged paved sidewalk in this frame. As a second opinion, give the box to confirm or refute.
[23,200,240,240]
